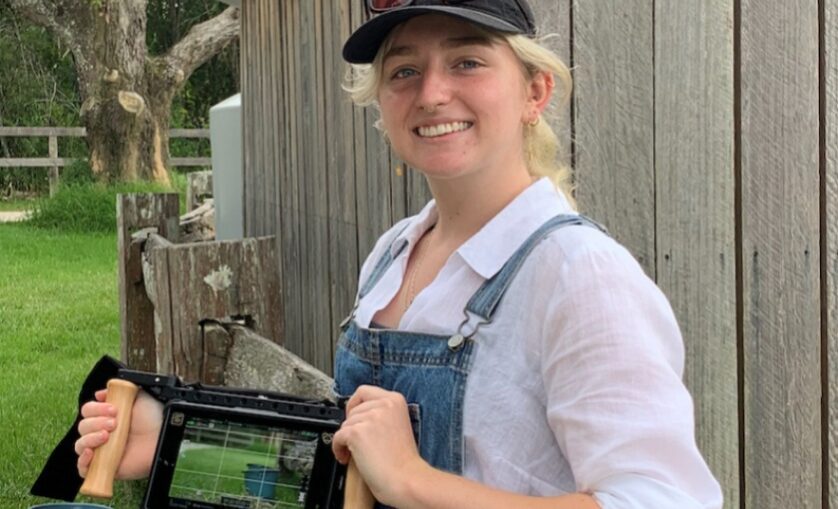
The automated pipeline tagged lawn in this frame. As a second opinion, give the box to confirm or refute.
[0,223,144,508]
[0,199,35,212]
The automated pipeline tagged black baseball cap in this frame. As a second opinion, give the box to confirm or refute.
[342,0,537,64]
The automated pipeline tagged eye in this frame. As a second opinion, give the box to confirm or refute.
[391,67,418,80]
[456,59,482,70]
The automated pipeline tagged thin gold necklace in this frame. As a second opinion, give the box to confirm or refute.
[402,228,433,313]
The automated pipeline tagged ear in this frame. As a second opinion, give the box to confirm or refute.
[525,71,554,120]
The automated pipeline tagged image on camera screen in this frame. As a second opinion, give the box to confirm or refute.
[168,416,319,508]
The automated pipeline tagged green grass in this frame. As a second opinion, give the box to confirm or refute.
[0,199,35,212]
[172,447,302,507]
[29,181,180,233]
[0,223,145,508]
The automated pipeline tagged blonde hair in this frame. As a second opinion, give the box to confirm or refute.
[344,25,575,207]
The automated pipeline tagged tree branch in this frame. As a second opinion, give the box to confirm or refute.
[160,6,240,88]
[7,0,96,93]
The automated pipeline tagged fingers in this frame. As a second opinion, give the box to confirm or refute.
[74,428,110,457]
[80,400,116,419]
[78,416,116,437]
[345,385,406,415]
[77,447,94,478]
[334,385,408,464]
[332,418,372,465]
[75,394,118,478]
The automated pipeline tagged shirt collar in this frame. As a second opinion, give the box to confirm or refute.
[389,199,440,257]
[389,178,575,279]
[457,178,575,279]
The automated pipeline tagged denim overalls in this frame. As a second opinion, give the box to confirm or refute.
[333,213,605,501]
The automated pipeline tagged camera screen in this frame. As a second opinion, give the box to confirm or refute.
[168,415,320,508]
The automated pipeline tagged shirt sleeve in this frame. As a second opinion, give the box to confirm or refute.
[540,237,723,509]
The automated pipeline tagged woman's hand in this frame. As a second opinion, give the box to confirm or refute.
[332,385,428,505]
[74,388,164,480]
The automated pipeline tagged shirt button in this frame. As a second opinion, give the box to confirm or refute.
[448,334,465,351]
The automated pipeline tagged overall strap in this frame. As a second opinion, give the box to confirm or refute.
[358,223,411,299]
[462,214,606,328]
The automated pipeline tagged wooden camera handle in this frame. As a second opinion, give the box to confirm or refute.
[344,459,375,509]
[79,379,139,499]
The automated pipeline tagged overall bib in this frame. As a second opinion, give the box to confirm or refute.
[333,214,605,505]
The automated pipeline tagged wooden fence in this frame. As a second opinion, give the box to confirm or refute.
[0,126,212,195]
[235,1,836,508]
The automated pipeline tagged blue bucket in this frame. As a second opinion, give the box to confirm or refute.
[243,464,279,500]
[30,504,113,509]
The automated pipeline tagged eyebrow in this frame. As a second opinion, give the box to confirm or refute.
[383,36,494,62]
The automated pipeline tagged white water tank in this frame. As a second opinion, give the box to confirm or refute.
[209,93,243,240]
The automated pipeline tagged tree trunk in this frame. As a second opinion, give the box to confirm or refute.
[84,82,173,184]
[8,0,239,183]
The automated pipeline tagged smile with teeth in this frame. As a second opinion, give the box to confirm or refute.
[416,121,473,138]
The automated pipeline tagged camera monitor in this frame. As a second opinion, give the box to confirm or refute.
[144,401,346,509]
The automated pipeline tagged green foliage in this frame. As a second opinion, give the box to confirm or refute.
[28,180,178,233]
[0,197,35,211]
[60,158,96,186]
[0,4,83,140]
[0,167,49,196]
[0,224,146,509]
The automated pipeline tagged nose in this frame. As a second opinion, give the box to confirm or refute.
[416,65,451,113]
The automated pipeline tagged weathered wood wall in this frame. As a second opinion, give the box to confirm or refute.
[240,1,836,507]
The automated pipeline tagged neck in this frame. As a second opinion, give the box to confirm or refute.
[425,165,534,247]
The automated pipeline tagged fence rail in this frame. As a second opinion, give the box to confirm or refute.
[0,126,212,195]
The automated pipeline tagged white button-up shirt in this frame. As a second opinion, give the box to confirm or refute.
[354,178,723,509]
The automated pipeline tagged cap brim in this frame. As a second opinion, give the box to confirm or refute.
[342,6,524,64]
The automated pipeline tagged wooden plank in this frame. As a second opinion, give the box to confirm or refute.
[116,194,179,371]
[147,244,174,374]
[240,0,253,235]
[48,135,58,197]
[572,0,656,276]
[263,0,285,351]
[740,1,821,507]
[528,0,572,191]
[288,0,308,360]
[826,0,838,505]
[168,128,210,138]
[253,0,268,236]
[277,0,304,359]
[324,0,360,375]
[170,157,212,167]
[0,127,205,138]
[309,0,334,373]
[653,2,738,507]
[359,94,394,259]
[0,158,74,167]
[345,3,393,260]
[0,127,86,137]
[349,0,373,267]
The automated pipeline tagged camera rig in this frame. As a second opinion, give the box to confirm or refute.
[114,368,348,509]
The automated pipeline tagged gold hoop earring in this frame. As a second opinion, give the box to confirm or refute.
[527,116,541,127]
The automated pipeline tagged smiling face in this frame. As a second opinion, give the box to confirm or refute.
[377,14,542,185]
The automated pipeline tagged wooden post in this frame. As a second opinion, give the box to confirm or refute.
[143,235,283,383]
[48,135,58,196]
[117,193,180,371]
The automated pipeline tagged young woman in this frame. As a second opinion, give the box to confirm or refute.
[75,1,723,508]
